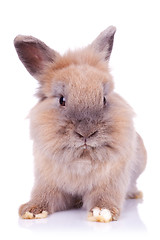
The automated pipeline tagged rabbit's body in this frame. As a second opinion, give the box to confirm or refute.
[15,27,146,222]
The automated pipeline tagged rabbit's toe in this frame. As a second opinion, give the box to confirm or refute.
[22,210,48,219]
[19,202,48,219]
[88,207,112,223]
[127,191,143,199]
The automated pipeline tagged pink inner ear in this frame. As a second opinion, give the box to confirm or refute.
[19,42,44,75]
[28,45,43,62]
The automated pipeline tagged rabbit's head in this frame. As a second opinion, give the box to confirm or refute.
[14,27,133,165]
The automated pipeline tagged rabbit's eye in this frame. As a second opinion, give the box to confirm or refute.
[103,97,106,105]
[59,96,66,106]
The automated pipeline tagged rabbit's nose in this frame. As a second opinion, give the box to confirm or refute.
[74,130,98,139]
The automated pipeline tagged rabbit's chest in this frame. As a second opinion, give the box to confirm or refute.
[52,159,109,195]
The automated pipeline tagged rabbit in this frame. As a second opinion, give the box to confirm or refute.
[14,26,147,222]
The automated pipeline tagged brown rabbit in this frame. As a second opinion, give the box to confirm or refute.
[14,26,147,222]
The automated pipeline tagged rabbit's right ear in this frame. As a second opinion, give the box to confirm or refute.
[14,35,58,80]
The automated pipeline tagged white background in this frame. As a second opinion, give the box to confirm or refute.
[0,0,160,239]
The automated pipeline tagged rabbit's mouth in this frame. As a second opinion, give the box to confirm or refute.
[74,137,102,153]
[81,143,87,150]
[78,139,95,150]
[77,143,96,155]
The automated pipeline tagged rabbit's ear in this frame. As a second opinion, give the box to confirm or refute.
[14,35,58,79]
[91,26,116,61]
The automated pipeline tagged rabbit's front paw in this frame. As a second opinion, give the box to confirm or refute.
[88,206,119,223]
[19,202,48,219]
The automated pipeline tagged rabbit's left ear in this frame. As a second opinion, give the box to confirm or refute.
[91,26,116,61]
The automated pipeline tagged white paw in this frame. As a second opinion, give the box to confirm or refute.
[21,210,48,219]
[88,207,112,223]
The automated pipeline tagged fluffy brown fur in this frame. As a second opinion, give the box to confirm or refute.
[14,26,147,222]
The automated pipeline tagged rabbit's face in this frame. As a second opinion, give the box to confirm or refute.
[31,58,116,163]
